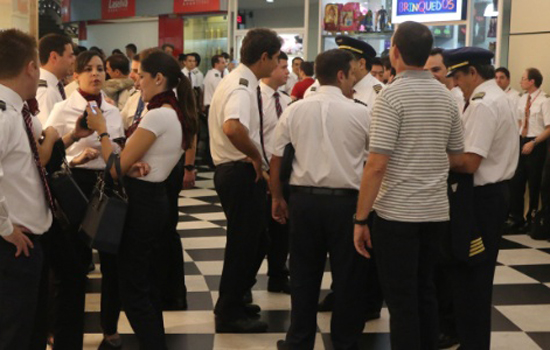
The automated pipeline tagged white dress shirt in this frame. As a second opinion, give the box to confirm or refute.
[64,80,79,98]
[208,63,264,167]
[353,73,385,110]
[274,85,370,190]
[260,81,292,161]
[0,84,52,236]
[203,69,224,106]
[36,68,64,125]
[504,85,521,109]
[193,68,204,88]
[45,91,124,170]
[462,79,519,186]
[303,80,320,99]
[451,86,465,114]
[284,72,299,95]
[517,89,550,137]
[120,90,147,130]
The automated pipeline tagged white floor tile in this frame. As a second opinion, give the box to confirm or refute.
[504,235,550,249]
[321,272,332,290]
[88,264,102,279]
[182,189,219,198]
[195,261,225,275]
[178,197,211,207]
[164,310,215,334]
[83,334,104,350]
[85,293,101,312]
[181,237,227,249]
[214,333,325,350]
[493,266,539,284]
[496,305,550,332]
[192,212,227,221]
[177,221,221,230]
[186,275,211,292]
[497,249,550,266]
[198,172,215,179]
[490,332,542,350]
[194,180,215,189]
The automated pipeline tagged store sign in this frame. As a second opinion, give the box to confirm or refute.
[101,0,136,20]
[392,0,463,23]
[61,0,71,22]
[174,0,221,14]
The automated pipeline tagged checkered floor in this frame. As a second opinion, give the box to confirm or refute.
[81,167,550,349]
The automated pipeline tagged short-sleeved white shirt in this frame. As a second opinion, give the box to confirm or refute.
[208,64,263,166]
[36,68,64,125]
[517,89,550,137]
[462,79,520,186]
[260,81,292,161]
[303,80,320,99]
[204,69,224,106]
[353,73,385,110]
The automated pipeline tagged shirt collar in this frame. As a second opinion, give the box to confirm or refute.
[470,79,498,101]
[395,70,434,80]
[40,68,60,87]
[317,85,346,99]
[260,81,277,96]
[529,88,541,97]
[236,64,259,90]
[355,73,376,89]
[0,83,25,113]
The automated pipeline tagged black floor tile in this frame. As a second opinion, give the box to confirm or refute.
[322,332,391,350]
[500,238,529,250]
[512,264,550,283]
[178,215,199,222]
[493,284,550,305]
[186,291,214,311]
[541,248,550,256]
[86,278,102,293]
[184,262,202,275]
[527,332,550,350]
[491,307,521,331]
[194,195,221,204]
[99,334,215,350]
[204,275,269,291]
[179,227,227,238]
[180,205,224,214]
[187,248,226,261]
[210,220,227,227]
[259,310,291,333]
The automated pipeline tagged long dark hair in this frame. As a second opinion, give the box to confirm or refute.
[140,51,198,150]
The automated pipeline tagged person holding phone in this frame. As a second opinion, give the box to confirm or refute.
[86,50,197,349]
[45,50,125,349]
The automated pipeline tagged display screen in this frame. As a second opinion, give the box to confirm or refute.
[392,0,463,23]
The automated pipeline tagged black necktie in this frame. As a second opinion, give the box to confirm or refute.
[274,91,282,118]
[57,81,67,100]
[257,86,269,165]
[463,100,469,113]
[188,71,192,85]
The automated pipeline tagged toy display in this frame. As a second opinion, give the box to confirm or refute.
[340,2,361,32]
[323,1,392,34]
[324,4,342,31]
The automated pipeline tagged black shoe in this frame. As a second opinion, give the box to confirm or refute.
[215,316,268,333]
[438,333,459,349]
[364,311,381,322]
[244,303,261,317]
[162,297,188,311]
[318,292,334,312]
[99,336,123,349]
[268,278,291,294]
[243,289,253,304]
[276,340,289,350]
[504,219,526,233]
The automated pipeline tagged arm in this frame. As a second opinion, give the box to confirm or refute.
[222,119,262,181]
[37,127,59,167]
[450,153,483,174]
[183,135,197,189]
[269,155,288,224]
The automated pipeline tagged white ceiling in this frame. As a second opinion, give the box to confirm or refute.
[238,0,319,10]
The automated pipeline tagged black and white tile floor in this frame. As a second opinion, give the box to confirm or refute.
[81,167,550,349]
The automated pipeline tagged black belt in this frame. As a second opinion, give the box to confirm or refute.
[216,160,252,168]
[290,186,358,197]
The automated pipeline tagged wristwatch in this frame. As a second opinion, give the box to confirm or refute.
[184,164,196,172]
[353,214,369,226]
[98,132,110,141]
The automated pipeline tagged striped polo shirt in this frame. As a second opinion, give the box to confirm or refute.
[369,70,464,223]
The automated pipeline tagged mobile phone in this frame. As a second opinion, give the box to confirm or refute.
[79,101,99,130]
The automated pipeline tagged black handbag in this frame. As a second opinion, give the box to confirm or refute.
[80,153,128,254]
[279,143,295,183]
[46,140,89,228]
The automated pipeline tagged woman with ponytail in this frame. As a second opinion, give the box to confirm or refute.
[87,50,197,349]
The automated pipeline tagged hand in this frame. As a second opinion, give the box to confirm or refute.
[522,141,535,155]
[272,197,289,225]
[73,115,94,140]
[252,157,263,183]
[183,169,196,189]
[70,147,100,166]
[354,224,372,259]
[85,105,107,135]
[2,225,34,258]
[127,161,151,178]
[43,126,60,141]
[104,96,115,105]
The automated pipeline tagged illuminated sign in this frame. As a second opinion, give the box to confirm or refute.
[392,0,463,23]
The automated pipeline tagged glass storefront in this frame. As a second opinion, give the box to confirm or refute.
[183,15,228,73]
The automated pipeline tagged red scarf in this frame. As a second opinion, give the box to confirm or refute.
[26,98,40,116]
[127,90,187,149]
[78,88,102,108]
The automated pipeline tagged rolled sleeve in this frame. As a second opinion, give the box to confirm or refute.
[223,89,251,130]
[369,95,400,155]
[447,103,465,154]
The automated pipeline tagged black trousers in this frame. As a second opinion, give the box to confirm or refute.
[451,182,509,350]
[372,214,446,350]
[157,157,187,304]
[286,191,367,350]
[200,106,213,167]
[266,187,290,281]
[0,235,43,350]
[509,137,546,223]
[213,162,268,318]
[118,178,169,350]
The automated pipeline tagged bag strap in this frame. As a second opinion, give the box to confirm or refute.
[103,153,127,197]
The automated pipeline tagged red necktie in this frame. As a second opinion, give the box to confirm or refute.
[257,86,269,165]
[274,91,283,118]
[22,103,56,212]
[522,94,532,138]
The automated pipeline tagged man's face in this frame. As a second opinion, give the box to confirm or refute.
[164,46,174,55]
[340,60,358,98]
[58,43,75,77]
[215,57,225,72]
[424,54,448,85]
[382,67,391,84]
[129,60,140,88]
[126,48,134,58]
[495,71,510,90]
[270,59,289,87]
[261,51,281,79]
[371,64,384,82]
[453,69,475,100]
[520,71,533,91]
[185,56,197,70]
[292,58,303,76]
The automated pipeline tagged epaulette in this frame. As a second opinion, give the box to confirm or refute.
[0,100,6,111]
[239,78,249,87]
[287,99,299,106]
[373,84,383,94]
[472,92,485,101]
[310,87,317,92]
[546,94,550,99]
[519,92,525,97]
[354,99,368,108]
[280,90,289,97]
[38,79,48,88]
[215,73,220,77]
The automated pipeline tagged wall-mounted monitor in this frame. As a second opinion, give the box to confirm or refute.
[392,0,464,24]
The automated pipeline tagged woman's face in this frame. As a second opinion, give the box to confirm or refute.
[139,68,165,103]
[76,55,105,95]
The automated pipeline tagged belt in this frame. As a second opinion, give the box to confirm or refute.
[290,186,358,197]
[216,160,252,168]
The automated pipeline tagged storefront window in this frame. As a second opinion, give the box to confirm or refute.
[183,15,228,73]
[430,24,466,50]
[470,0,499,52]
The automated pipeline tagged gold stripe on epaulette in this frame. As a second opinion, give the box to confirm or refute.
[470,246,486,257]
[469,237,486,257]
[338,45,364,54]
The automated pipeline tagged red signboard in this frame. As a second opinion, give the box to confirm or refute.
[61,0,71,22]
[174,0,221,14]
[101,0,136,20]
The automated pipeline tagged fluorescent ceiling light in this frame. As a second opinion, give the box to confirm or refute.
[484,3,498,17]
